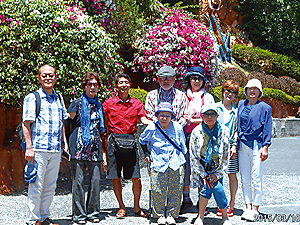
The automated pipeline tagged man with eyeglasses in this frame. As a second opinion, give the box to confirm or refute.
[145,66,187,126]
[22,65,68,225]
[103,73,151,219]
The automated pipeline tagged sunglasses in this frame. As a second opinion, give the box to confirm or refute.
[190,75,204,82]
[225,88,238,95]
[202,112,218,118]
[160,76,174,81]
[86,82,99,88]
[41,73,55,78]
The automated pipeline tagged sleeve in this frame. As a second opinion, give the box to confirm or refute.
[145,91,157,121]
[59,94,68,121]
[206,93,215,104]
[189,129,206,184]
[232,115,238,147]
[262,105,272,147]
[102,99,109,117]
[68,99,78,113]
[22,93,36,122]
[177,124,187,155]
[139,123,154,146]
[137,100,147,118]
[177,92,188,126]
[214,126,230,180]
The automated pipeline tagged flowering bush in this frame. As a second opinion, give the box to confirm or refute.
[132,8,219,86]
[0,0,122,106]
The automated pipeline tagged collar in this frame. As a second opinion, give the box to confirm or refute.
[116,94,131,103]
[218,101,236,115]
[39,87,58,99]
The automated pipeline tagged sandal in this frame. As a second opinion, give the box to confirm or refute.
[116,208,126,219]
[134,209,147,217]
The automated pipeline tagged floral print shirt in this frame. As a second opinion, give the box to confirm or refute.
[189,123,230,188]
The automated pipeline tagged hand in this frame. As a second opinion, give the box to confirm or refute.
[260,145,269,161]
[61,142,69,160]
[145,156,151,164]
[183,113,192,123]
[230,145,237,159]
[25,147,34,163]
[204,174,218,189]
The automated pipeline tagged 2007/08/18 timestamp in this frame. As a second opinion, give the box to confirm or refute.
[255,214,300,223]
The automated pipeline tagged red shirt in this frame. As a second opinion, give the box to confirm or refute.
[103,95,146,134]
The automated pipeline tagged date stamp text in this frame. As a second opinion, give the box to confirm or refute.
[254,214,300,223]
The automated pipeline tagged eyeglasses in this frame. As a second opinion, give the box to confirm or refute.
[86,82,99,88]
[159,76,174,81]
[158,114,171,119]
[190,75,203,82]
[202,112,218,118]
[225,88,238,95]
[118,80,130,85]
[41,73,55,78]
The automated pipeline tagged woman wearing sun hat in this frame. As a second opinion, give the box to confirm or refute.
[139,102,187,225]
[237,79,272,221]
[180,66,215,213]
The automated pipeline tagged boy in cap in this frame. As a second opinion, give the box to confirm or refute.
[189,104,232,225]
[139,102,187,225]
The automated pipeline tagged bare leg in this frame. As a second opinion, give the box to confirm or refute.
[221,208,229,220]
[112,178,125,209]
[132,178,142,212]
[253,205,259,213]
[198,196,209,219]
[246,203,252,210]
[228,173,238,210]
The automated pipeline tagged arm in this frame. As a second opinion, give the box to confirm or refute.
[230,117,238,159]
[145,91,157,122]
[140,116,152,126]
[23,121,34,163]
[61,122,69,154]
[177,93,187,126]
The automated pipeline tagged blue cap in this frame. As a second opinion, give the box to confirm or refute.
[183,66,206,80]
[24,160,38,184]
[155,102,176,119]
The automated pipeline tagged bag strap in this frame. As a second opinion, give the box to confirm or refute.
[33,91,41,119]
[155,123,181,152]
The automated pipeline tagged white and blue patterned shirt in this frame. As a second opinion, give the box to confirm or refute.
[139,121,187,173]
[22,87,68,152]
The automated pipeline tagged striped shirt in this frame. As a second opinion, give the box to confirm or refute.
[145,87,187,126]
[22,87,68,152]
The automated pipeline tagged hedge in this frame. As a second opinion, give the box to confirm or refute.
[232,44,300,81]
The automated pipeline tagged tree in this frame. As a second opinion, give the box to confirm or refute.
[0,0,123,106]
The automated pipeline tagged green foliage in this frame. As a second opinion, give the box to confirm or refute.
[129,88,148,106]
[107,0,163,46]
[212,86,300,106]
[237,0,300,59]
[0,0,123,106]
[232,44,300,81]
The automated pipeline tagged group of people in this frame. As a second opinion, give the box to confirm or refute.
[22,64,272,225]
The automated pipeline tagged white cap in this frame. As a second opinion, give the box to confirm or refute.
[244,79,263,98]
[201,103,218,114]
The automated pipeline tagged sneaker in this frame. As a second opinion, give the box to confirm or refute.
[223,219,232,225]
[180,200,193,214]
[227,208,234,217]
[166,216,176,224]
[241,209,257,221]
[194,217,204,225]
[157,216,166,225]
[216,207,222,216]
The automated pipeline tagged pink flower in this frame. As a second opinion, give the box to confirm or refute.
[16,20,20,26]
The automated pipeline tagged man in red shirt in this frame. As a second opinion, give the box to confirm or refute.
[103,73,151,219]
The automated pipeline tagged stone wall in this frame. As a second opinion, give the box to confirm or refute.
[272,118,300,138]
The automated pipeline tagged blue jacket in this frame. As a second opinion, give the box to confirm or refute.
[237,100,272,149]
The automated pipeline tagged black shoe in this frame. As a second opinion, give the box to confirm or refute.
[180,200,193,214]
